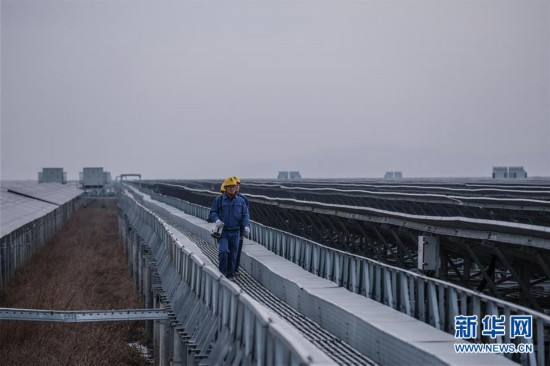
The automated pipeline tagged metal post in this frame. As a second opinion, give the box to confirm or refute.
[159,318,167,366]
[463,255,471,282]
[153,296,160,365]
[132,237,139,289]
[144,257,153,343]
[170,326,183,366]
[138,242,143,295]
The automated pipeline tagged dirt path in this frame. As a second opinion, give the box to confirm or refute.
[0,198,146,366]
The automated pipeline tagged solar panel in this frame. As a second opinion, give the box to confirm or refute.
[4,181,82,205]
[0,181,83,237]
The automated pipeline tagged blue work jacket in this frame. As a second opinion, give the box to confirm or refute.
[209,193,250,231]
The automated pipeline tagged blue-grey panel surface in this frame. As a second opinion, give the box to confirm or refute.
[0,181,82,237]
[4,181,82,205]
[0,190,57,237]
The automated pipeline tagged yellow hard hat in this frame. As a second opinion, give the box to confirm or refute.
[223,176,238,188]
[220,183,226,192]
[233,176,241,183]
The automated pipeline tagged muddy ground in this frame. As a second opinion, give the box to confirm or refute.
[0,198,147,366]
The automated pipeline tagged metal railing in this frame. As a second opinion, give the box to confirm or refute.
[119,191,333,365]
[143,188,550,366]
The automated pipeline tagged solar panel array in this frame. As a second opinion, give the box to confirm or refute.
[0,181,82,237]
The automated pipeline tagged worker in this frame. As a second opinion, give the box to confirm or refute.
[209,176,250,279]
[233,176,249,276]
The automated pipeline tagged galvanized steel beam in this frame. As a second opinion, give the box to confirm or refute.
[0,308,168,322]
[464,244,501,298]
[254,200,550,249]
[492,245,542,311]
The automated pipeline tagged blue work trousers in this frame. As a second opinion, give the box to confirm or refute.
[218,230,240,277]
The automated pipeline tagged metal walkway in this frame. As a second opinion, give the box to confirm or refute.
[124,185,521,365]
[153,210,375,366]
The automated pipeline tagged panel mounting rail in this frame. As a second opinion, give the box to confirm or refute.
[0,308,167,322]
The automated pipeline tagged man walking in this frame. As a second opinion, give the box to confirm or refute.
[209,177,250,279]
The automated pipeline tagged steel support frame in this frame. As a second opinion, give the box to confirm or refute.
[157,186,550,312]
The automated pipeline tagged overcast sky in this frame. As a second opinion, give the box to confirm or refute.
[1,0,549,180]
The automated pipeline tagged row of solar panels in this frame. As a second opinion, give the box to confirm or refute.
[0,181,83,237]
[144,182,550,251]
[145,180,550,235]
[168,178,550,201]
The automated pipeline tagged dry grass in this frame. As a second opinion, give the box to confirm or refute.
[0,199,147,366]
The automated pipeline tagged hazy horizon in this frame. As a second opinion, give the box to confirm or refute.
[2,0,549,181]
